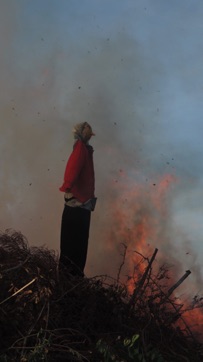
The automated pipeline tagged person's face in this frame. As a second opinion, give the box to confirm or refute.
[83,123,95,141]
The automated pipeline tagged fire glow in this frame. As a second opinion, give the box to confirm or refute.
[108,171,203,338]
[110,172,177,266]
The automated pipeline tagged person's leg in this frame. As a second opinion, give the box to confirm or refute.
[59,205,91,276]
[59,205,74,273]
[75,208,91,273]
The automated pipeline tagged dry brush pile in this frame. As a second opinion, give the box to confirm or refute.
[0,230,203,361]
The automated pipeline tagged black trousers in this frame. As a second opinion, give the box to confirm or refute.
[59,205,91,276]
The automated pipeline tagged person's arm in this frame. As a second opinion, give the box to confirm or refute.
[59,141,85,192]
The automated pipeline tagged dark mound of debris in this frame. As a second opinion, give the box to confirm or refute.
[0,230,202,361]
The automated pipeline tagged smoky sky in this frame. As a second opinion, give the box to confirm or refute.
[0,0,203,300]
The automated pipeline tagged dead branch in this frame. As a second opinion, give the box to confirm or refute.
[129,248,158,307]
[159,270,191,305]
[116,243,127,283]
[0,277,37,305]
[166,270,191,298]
[2,255,31,274]
[0,230,202,362]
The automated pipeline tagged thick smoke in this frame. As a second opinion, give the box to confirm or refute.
[0,1,202,304]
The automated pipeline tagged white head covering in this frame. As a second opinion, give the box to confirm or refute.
[73,122,95,143]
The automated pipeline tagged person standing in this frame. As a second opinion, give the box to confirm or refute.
[59,122,96,277]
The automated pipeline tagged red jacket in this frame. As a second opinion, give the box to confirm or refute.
[59,140,95,203]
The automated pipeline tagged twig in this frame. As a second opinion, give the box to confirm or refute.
[117,243,127,283]
[45,301,50,331]
[129,248,158,307]
[0,277,37,305]
[2,255,31,273]
[21,300,47,353]
[147,273,196,340]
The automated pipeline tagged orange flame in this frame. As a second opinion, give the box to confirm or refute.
[110,173,177,267]
[107,171,203,338]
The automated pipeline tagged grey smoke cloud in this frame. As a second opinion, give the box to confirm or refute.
[0,1,203,301]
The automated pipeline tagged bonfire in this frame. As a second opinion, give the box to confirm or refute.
[0,230,203,361]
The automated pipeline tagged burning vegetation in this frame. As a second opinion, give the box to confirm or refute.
[0,230,203,361]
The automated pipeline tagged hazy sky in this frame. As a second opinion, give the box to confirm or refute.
[1,1,203,294]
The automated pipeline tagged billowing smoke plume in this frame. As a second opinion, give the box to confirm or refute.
[0,1,202,305]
